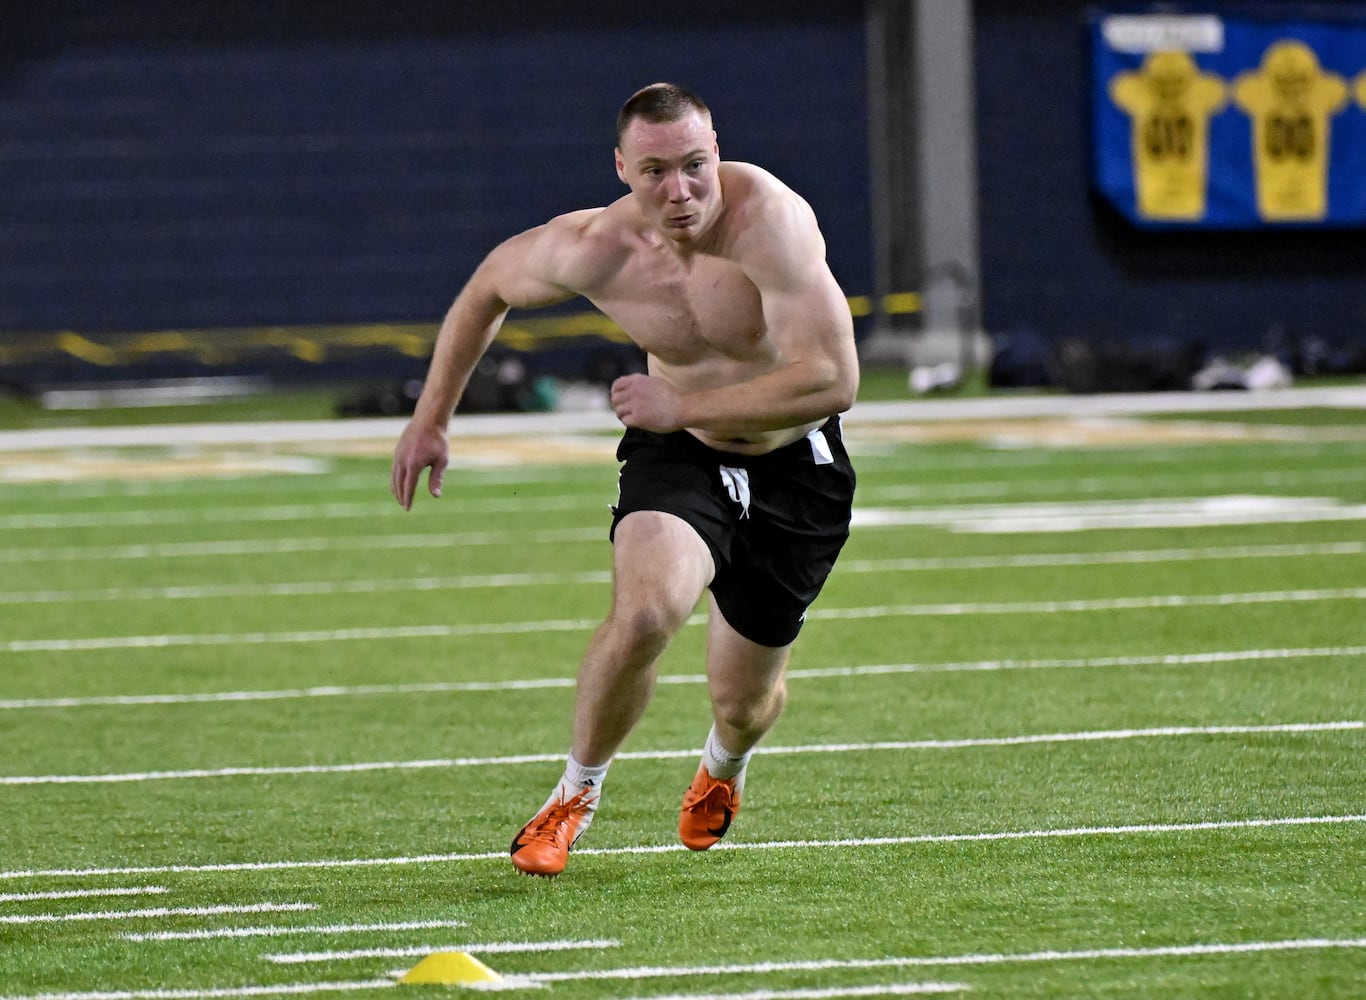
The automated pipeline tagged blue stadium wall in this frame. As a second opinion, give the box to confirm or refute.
[4,2,1362,387]
[0,1,868,384]
[975,0,1366,369]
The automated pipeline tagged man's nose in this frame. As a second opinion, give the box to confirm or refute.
[664,171,689,201]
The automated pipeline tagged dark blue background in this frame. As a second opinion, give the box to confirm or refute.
[0,2,867,334]
[3,0,1364,381]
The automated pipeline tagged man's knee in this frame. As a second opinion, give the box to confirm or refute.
[711,678,787,736]
[603,599,691,661]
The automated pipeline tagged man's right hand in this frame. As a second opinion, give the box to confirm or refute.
[390,420,450,511]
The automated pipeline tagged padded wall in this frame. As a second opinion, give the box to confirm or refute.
[974,0,1366,356]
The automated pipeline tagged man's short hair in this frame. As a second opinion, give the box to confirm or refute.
[616,83,711,145]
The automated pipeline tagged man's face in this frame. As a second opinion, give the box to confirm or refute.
[615,110,720,246]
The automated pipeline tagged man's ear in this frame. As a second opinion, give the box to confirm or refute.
[614,148,627,184]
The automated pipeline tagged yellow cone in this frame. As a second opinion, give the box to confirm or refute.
[399,951,503,985]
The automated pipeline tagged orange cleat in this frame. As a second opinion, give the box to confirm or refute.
[509,784,598,877]
[678,764,742,851]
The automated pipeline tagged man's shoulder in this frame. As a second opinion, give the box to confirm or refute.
[543,197,640,242]
[715,163,828,292]
[721,162,812,226]
[720,161,792,202]
[719,163,818,254]
[543,205,610,240]
[535,198,637,292]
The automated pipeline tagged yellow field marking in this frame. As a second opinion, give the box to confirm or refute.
[856,416,1362,448]
[0,434,617,483]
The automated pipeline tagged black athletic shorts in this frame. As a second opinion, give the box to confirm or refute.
[609,415,855,648]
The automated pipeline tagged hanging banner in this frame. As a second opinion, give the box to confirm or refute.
[1091,8,1366,227]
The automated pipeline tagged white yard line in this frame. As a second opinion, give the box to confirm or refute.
[859,439,1365,472]
[0,495,591,530]
[851,496,1366,533]
[0,572,612,606]
[620,986,969,1000]
[123,919,468,942]
[0,886,167,903]
[2,722,1357,787]
[0,903,315,925]
[3,933,1363,998]
[0,677,578,710]
[6,588,1362,655]
[8,465,598,500]
[1,620,599,654]
[526,937,1366,984]
[3,644,1359,712]
[807,589,1366,621]
[3,542,1360,606]
[5,517,1352,567]
[3,468,1365,533]
[842,541,1366,572]
[759,722,1364,755]
[0,983,396,1000]
[0,528,600,565]
[3,482,1365,562]
[265,937,619,964]
[789,644,1366,677]
[859,465,1366,501]
[1,815,1360,883]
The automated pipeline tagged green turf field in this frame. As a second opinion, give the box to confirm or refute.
[1,396,1363,998]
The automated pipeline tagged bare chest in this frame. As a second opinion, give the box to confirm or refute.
[587,253,768,366]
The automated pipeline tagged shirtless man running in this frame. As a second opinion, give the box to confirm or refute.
[391,82,858,877]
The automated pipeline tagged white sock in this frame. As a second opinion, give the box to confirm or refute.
[702,726,751,794]
[562,754,610,792]
[523,755,605,849]
[535,755,607,829]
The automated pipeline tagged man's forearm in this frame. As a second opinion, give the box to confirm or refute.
[677,356,858,434]
[411,292,510,426]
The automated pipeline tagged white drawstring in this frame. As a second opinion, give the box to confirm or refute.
[718,466,751,518]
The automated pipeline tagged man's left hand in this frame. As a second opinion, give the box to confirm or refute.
[610,373,684,433]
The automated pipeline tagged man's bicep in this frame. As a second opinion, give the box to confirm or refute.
[757,268,859,413]
[749,197,851,344]
[756,196,860,381]
[762,266,856,357]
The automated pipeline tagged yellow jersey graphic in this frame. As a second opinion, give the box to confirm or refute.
[1109,51,1226,220]
[1356,69,1366,110]
[1232,40,1348,220]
